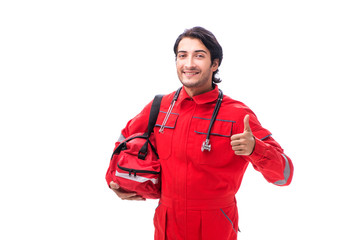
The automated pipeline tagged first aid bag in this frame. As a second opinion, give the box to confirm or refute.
[106,94,163,199]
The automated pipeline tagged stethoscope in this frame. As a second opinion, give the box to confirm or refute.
[159,87,223,152]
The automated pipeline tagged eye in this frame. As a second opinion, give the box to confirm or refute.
[196,54,205,58]
[177,52,187,59]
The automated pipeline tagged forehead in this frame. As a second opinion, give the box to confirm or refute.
[177,37,209,53]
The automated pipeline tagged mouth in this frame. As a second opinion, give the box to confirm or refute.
[183,71,200,77]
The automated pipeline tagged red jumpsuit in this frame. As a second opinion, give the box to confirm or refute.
[121,86,294,240]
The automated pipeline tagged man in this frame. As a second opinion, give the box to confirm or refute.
[109,26,294,240]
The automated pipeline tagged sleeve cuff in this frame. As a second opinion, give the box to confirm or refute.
[248,137,268,164]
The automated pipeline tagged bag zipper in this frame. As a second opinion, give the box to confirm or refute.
[117,164,160,177]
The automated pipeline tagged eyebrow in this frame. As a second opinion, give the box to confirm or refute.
[177,50,208,54]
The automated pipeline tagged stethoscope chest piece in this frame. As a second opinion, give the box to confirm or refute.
[200,89,223,152]
[201,139,211,152]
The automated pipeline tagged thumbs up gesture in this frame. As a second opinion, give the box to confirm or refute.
[230,114,255,156]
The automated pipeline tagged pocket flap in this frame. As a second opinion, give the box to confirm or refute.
[155,111,179,129]
[194,117,234,137]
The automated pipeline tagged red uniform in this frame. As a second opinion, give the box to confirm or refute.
[120,85,294,240]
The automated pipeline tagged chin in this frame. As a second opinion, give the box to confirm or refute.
[180,79,200,88]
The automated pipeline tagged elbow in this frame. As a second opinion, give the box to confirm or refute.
[273,154,294,187]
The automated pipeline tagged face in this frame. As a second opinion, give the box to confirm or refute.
[176,37,219,97]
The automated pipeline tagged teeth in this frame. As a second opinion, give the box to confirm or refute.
[184,72,198,76]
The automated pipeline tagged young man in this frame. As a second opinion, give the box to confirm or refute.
[109,26,294,240]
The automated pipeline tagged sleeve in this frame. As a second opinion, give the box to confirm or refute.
[240,111,294,186]
[119,100,153,139]
[249,135,294,186]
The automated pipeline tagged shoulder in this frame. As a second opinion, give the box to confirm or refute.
[158,88,182,111]
[221,94,255,118]
[221,93,271,138]
[161,90,177,103]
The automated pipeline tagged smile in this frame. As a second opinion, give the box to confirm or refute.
[183,71,199,76]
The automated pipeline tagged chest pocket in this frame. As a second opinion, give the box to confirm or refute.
[154,111,179,159]
[193,117,235,165]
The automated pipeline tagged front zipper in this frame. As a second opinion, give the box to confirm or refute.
[117,164,160,177]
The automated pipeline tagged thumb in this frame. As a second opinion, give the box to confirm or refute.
[243,114,252,133]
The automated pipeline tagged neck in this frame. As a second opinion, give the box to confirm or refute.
[184,82,215,98]
[184,84,214,98]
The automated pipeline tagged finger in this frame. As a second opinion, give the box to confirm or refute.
[243,114,252,133]
[234,150,246,155]
[231,142,247,149]
[109,181,120,189]
[110,184,137,197]
[230,133,246,141]
[230,139,238,146]
[230,133,240,141]
[113,189,137,199]
[230,138,247,146]
[232,145,245,151]
[124,195,146,201]
[232,141,249,150]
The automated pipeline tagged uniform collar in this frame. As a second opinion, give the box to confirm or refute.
[178,84,220,105]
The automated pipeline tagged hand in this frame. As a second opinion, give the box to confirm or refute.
[109,181,146,201]
[230,114,255,156]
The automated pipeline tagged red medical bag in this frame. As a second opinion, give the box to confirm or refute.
[106,95,163,199]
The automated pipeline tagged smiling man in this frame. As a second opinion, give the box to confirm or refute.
[176,37,219,96]
[108,26,294,240]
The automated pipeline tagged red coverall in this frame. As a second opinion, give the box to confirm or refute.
[120,85,294,240]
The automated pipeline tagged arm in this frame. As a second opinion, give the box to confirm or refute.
[248,134,293,186]
[231,114,294,186]
[106,100,154,200]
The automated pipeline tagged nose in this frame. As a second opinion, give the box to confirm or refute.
[184,55,195,69]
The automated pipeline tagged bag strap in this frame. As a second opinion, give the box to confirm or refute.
[138,94,163,159]
[146,94,163,136]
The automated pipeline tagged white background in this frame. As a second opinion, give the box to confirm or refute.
[1,0,359,239]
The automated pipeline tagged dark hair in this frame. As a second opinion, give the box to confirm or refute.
[173,26,223,83]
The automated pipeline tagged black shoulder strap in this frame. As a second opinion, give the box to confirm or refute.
[137,94,163,160]
[146,94,163,136]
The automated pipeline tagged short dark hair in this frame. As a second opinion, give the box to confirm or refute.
[173,26,223,83]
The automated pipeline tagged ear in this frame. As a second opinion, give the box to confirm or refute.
[211,59,219,72]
